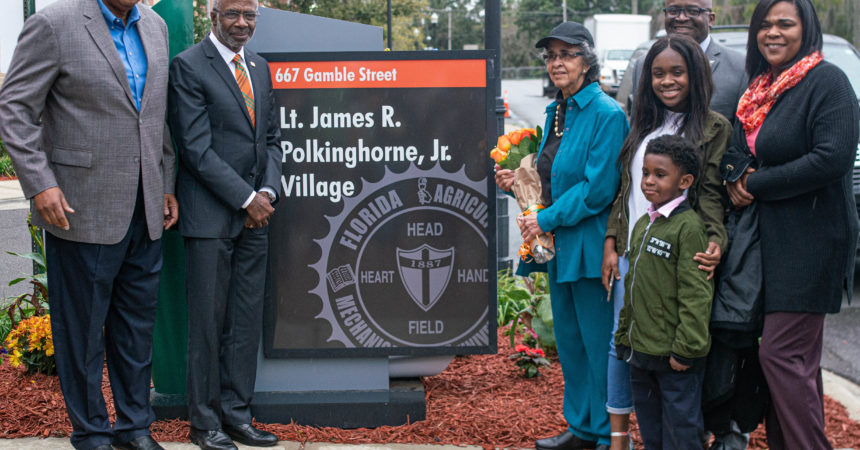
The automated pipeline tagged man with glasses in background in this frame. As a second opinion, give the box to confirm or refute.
[167,0,282,448]
[618,0,746,123]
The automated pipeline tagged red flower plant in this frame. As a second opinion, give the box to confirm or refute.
[510,344,550,378]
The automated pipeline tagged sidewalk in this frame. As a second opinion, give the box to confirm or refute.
[0,178,28,210]
[0,439,481,449]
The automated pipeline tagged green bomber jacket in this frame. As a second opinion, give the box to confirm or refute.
[605,110,731,255]
[614,200,713,370]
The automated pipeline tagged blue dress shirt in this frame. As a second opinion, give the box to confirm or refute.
[97,0,147,110]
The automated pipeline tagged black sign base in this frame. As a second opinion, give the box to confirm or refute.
[151,379,425,428]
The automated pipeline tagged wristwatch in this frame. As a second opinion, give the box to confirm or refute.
[261,191,275,203]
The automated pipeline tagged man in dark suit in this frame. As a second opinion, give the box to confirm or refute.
[167,0,281,448]
[618,0,747,121]
[0,0,177,449]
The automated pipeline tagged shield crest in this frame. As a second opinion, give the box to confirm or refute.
[396,244,455,312]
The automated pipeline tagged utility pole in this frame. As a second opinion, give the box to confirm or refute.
[447,8,452,50]
[632,0,638,15]
[563,0,567,22]
[387,0,392,50]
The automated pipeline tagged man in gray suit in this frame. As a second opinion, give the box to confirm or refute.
[0,0,177,449]
[167,0,281,448]
[618,0,747,121]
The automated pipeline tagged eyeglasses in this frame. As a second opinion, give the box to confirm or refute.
[541,51,584,63]
[663,6,712,17]
[213,8,260,22]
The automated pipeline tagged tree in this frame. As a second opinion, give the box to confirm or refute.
[422,0,486,51]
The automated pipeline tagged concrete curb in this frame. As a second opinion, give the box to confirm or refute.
[824,369,860,422]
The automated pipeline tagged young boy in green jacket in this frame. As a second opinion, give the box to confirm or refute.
[613,135,713,449]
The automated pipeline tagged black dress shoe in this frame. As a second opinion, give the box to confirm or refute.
[189,428,238,450]
[113,436,165,450]
[535,430,598,450]
[223,423,278,447]
[92,446,114,450]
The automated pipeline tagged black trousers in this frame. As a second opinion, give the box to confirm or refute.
[630,363,705,450]
[184,227,268,430]
[46,199,162,450]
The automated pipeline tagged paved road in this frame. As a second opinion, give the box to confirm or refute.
[502,77,860,387]
[824,293,860,384]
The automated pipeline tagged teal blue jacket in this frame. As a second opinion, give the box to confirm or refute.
[535,82,629,283]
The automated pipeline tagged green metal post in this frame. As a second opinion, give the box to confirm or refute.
[23,0,35,19]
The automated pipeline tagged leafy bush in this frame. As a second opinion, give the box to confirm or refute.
[0,138,14,178]
[0,154,15,178]
[497,269,554,353]
[193,0,211,44]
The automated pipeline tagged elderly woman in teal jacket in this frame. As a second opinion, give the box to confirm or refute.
[495,22,628,450]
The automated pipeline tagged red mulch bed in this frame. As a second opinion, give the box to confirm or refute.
[2,329,860,448]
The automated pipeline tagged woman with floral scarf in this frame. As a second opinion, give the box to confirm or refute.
[723,0,859,448]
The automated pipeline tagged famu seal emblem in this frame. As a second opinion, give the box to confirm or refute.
[310,164,491,348]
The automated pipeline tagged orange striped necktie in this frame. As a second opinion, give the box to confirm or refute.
[232,54,255,127]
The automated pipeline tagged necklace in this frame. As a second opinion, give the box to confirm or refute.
[554,103,564,137]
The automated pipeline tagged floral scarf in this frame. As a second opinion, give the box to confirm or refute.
[736,51,823,133]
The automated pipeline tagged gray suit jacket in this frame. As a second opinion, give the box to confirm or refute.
[0,0,175,245]
[167,37,282,239]
[621,39,748,122]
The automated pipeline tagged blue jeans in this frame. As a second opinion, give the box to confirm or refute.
[606,255,634,414]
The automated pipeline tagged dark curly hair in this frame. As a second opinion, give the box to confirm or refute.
[644,134,700,181]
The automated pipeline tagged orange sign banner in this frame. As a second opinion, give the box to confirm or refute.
[269,59,486,89]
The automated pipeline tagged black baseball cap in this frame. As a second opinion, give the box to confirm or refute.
[535,22,594,48]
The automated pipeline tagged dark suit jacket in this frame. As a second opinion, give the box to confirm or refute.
[168,37,282,238]
[0,0,175,244]
[621,39,748,122]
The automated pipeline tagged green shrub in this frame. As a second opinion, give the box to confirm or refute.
[0,154,15,178]
[497,269,554,353]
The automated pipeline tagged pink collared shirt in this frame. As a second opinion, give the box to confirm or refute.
[647,194,687,223]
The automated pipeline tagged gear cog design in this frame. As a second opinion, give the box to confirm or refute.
[309,163,491,350]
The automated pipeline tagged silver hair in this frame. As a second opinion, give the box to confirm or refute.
[579,42,601,85]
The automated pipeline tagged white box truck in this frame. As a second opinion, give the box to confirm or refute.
[584,14,651,96]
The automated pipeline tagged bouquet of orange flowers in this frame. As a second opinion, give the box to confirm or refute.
[490,127,541,170]
[490,127,555,264]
